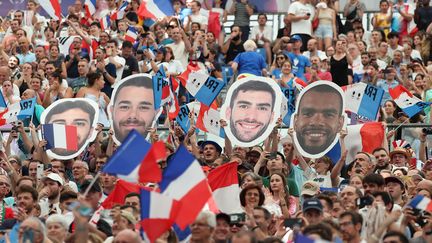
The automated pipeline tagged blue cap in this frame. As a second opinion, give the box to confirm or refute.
[290,35,302,42]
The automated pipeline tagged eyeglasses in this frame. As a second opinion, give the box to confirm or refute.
[277,56,285,60]
[339,221,353,227]
[230,223,244,227]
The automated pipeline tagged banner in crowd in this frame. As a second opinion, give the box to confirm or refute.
[108,74,161,145]
[220,76,282,147]
[290,81,347,159]
[40,98,100,160]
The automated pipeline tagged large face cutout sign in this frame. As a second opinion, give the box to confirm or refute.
[40,98,100,160]
[220,76,282,147]
[108,73,160,145]
[290,81,346,159]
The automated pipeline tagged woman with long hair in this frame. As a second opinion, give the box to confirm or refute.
[76,72,110,127]
[264,172,296,218]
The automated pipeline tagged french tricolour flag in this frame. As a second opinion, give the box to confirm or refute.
[185,71,225,107]
[287,77,307,91]
[39,0,62,20]
[345,122,385,163]
[178,64,201,87]
[408,195,432,212]
[102,130,165,183]
[343,83,384,121]
[389,85,431,118]
[137,0,174,19]
[207,162,242,214]
[111,0,129,20]
[42,124,78,151]
[159,145,212,229]
[124,26,138,43]
[100,15,111,31]
[84,0,97,18]
[141,189,181,243]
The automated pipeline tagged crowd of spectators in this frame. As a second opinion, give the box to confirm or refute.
[0,0,429,242]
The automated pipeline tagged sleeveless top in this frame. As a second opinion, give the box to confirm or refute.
[318,8,333,25]
[330,55,349,87]
[84,93,110,127]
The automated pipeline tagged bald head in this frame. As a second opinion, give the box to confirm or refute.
[113,229,141,243]
[22,89,36,100]
[307,39,317,51]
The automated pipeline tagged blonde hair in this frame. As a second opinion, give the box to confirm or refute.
[243,40,257,52]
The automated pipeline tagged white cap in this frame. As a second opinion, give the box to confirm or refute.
[42,173,64,186]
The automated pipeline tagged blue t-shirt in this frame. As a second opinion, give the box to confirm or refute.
[377,79,399,106]
[233,51,266,76]
[287,52,311,82]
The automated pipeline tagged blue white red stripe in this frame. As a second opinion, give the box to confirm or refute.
[408,195,432,212]
[84,0,97,18]
[42,124,78,151]
[140,189,180,243]
[39,0,62,20]
[100,15,111,31]
[124,26,138,43]
[137,0,174,19]
[111,0,129,20]
[159,145,212,229]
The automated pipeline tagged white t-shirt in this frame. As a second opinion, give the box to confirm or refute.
[250,25,273,45]
[303,50,328,61]
[166,41,189,69]
[190,12,209,27]
[105,55,126,85]
[288,1,315,36]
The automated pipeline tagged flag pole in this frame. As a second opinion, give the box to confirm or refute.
[83,172,101,198]
[393,118,410,132]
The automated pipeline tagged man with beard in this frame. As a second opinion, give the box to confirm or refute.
[38,173,63,217]
[373,147,392,173]
[109,75,158,143]
[225,80,276,144]
[293,83,344,156]
[44,99,97,157]
[15,185,39,220]
[8,55,22,82]
[339,211,364,243]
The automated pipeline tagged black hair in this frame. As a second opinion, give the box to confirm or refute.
[125,192,140,200]
[107,39,118,47]
[383,231,409,243]
[258,13,268,20]
[44,99,96,126]
[230,24,241,32]
[122,41,133,49]
[372,191,393,209]
[113,75,153,104]
[298,84,343,116]
[90,22,101,29]
[230,80,276,110]
[362,173,385,187]
[60,190,78,203]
